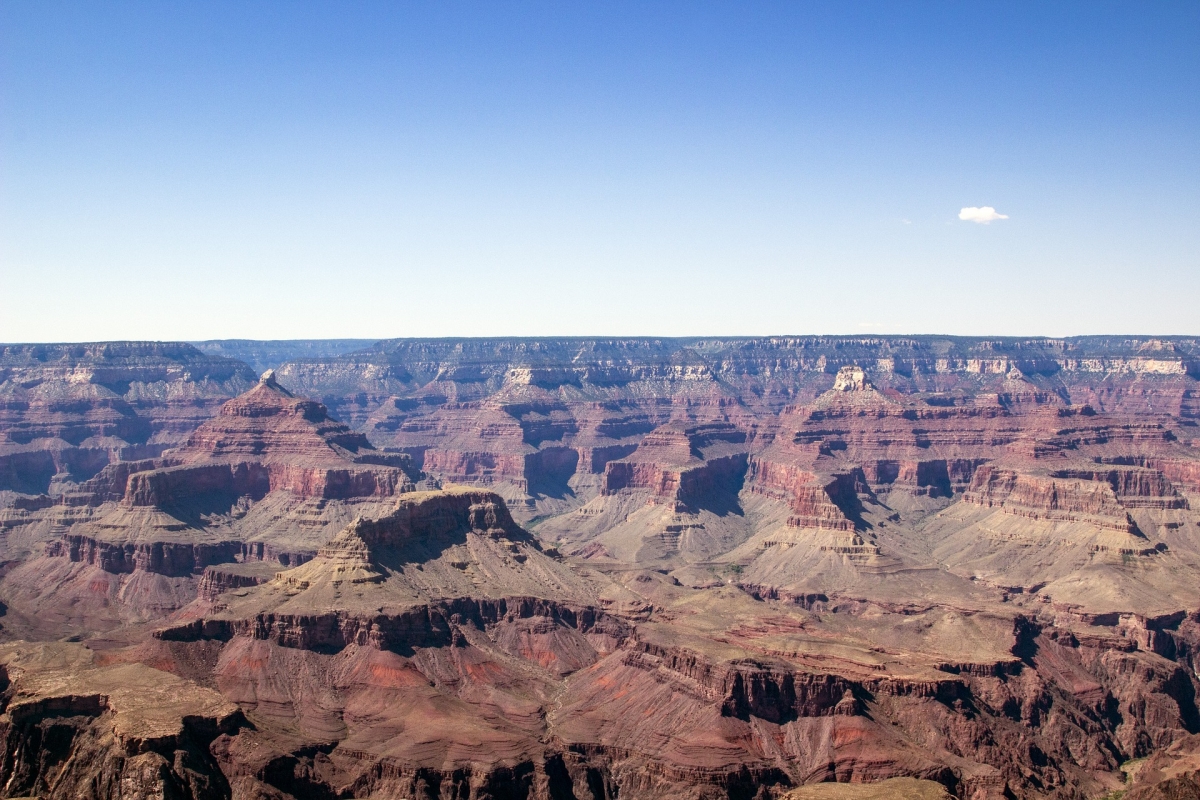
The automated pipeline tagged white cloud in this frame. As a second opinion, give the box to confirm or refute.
[958,206,1009,224]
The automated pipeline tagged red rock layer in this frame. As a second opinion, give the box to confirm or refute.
[178,375,376,465]
[46,534,243,577]
[150,602,1200,800]
[742,366,1200,548]
[1051,466,1188,509]
[196,564,277,602]
[745,459,861,531]
[600,423,749,510]
[112,373,417,507]
[0,342,256,496]
[334,487,524,552]
[964,466,1140,532]
[122,460,406,506]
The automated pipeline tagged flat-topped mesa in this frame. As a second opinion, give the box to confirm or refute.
[963,465,1143,533]
[290,490,525,587]
[325,487,523,559]
[121,372,418,506]
[601,422,748,509]
[159,488,598,646]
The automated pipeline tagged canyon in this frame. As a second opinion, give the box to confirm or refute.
[1,336,1199,799]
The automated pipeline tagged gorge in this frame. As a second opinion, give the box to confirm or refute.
[1,336,1199,800]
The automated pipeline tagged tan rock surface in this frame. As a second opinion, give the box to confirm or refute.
[2,337,1200,799]
[781,777,952,799]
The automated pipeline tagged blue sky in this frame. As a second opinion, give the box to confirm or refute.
[1,2,1197,341]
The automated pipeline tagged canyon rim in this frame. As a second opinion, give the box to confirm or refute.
[0,336,1198,799]
[4,3,1198,798]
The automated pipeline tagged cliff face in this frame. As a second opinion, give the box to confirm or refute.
[144,583,1200,800]
[8,336,1198,523]
[0,375,424,642]
[262,337,1200,516]
[46,535,243,577]
[122,459,409,507]
[0,343,257,501]
[600,423,748,512]
[131,371,418,505]
[963,467,1140,532]
[189,339,375,376]
[0,343,255,436]
[0,642,243,800]
[275,335,1200,420]
[2,338,1200,800]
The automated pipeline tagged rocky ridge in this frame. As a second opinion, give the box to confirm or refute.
[0,372,420,640]
[1,337,1199,799]
[0,342,257,499]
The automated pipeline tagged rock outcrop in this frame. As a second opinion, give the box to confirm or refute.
[0,342,256,497]
[601,422,748,511]
[0,375,422,640]
[129,370,417,507]
[0,641,244,800]
[2,337,1200,800]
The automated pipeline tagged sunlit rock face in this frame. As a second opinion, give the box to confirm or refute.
[2,336,1200,799]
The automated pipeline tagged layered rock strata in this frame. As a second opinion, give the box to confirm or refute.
[0,342,256,497]
[1,338,1200,799]
[0,641,244,799]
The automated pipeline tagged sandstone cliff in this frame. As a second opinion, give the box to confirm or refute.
[1,338,1200,800]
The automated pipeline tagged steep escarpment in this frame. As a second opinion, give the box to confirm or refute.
[46,533,243,577]
[5,336,1198,505]
[601,422,749,511]
[545,596,1200,800]
[746,461,863,531]
[744,365,1001,521]
[0,641,243,800]
[0,374,422,638]
[2,338,1200,799]
[238,338,1200,539]
[143,489,649,797]
[190,338,376,376]
[171,487,596,630]
[142,480,1200,799]
[532,421,758,568]
[0,342,256,497]
[963,466,1142,533]
[271,336,1200,433]
[132,370,418,507]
